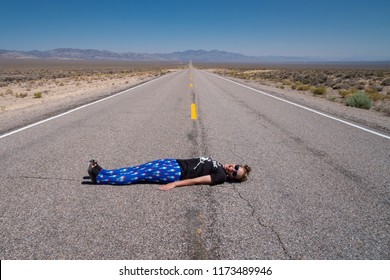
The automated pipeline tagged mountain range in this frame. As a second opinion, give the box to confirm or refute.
[0,48,329,63]
[0,48,388,63]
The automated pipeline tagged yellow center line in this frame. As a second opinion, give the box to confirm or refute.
[191,103,197,120]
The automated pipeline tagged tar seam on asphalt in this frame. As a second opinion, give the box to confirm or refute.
[2,175,80,182]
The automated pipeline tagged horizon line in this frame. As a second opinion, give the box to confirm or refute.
[1,48,390,62]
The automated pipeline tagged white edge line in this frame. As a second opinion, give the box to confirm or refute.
[0,72,176,140]
[209,72,390,140]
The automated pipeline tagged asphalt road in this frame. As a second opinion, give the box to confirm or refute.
[0,67,389,259]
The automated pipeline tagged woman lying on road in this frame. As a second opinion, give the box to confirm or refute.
[87,157,251,190]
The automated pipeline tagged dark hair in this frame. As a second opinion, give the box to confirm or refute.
[238,164,251,182]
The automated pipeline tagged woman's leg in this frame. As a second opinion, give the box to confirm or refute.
[96,159,181,185]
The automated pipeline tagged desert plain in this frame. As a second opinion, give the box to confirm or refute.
[0,59,181,134]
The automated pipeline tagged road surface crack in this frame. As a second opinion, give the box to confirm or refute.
[232,184,292,259]
[1,175,79,182]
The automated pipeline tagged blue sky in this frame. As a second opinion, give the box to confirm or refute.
[1,0,390,59]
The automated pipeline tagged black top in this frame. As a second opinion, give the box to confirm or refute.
[176,157,227,185]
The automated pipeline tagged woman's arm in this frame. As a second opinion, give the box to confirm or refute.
[158,175,213,191]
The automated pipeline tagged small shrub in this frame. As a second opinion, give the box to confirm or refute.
[339,87,358,98]
[332,83,350,90]
[34,92,42,98]
[16,93,28,98]
[297,84,310,91]
[357,84,365,90]
[5,89,13,95]
[368,92,385,101]
[367,85,383,92]
[339,89,351,98]
[382,107,390,117]
[346,91,372,109]
[311,86,327,95]
[381,78,390,86]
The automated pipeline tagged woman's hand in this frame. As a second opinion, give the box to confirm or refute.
[158,176,212,191]
[158,182,177,191]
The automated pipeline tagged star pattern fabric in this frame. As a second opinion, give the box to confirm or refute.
[96,159,181,185]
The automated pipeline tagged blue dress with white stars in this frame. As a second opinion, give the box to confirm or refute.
[96,158,182,185]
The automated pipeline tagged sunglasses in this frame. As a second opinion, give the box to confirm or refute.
[232,164,240,177]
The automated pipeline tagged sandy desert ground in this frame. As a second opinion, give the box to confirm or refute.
[0,59,181,133]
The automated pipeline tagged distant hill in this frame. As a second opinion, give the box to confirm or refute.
[157,49,259,62]
[0,48,326,63]
[2,48,387,63]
